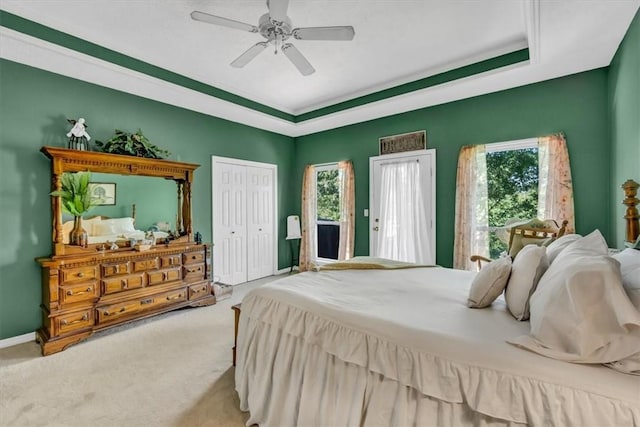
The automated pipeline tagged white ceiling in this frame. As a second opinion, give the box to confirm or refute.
[1,0,638,136]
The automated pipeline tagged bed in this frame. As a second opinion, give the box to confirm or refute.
[234,182,640,426]
[60,216,169,244]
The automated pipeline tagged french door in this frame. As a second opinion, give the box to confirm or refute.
[369,150,436,265]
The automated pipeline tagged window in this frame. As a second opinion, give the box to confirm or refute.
[486,139,538,258]
[454,134,574,270]
[315,165,341,260]
[299,161,355,271]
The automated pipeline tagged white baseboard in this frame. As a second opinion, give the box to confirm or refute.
[0,332,35,349]
[277,266,299,275]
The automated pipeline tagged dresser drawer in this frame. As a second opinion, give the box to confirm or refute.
[55,309,94,335]
[102,273,145,295]
[183,251,205,265]
[183,263,205,281]
[60,281,99,305]
[97,288,187,324]
[132,258,159,272]
[102,261,131,277]
[147,267,182,286]
[188,282,211,300]
[60,265,98,284]
[160,254,181,268]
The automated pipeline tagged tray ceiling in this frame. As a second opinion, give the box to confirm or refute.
[1,0,638,136]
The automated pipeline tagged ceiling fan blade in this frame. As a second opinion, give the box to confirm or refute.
[267,0,290,22]
[231,42,269,68]
[282,43,315,76]
[293,26,355,41]
[191,11,258,33]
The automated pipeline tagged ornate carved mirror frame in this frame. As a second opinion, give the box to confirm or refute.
[42,146,199,256]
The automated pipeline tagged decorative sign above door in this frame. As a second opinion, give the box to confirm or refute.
[379,130,427,155]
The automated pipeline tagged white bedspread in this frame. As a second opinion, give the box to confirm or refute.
[235,267,640,426]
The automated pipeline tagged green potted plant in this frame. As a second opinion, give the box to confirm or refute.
[50,171,95,247]
[95,129,170,159]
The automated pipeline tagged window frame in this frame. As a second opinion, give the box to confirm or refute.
[484,137,539,257]
[313,163,341,264]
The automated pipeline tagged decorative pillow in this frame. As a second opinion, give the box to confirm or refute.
[545,233,581,264]
[612,248,640,310]
[467,256,512,308]
[505,245,548,320]
[508,236,550,258]
[509,253,640,370]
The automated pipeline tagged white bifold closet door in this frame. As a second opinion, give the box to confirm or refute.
[213,157,277,285]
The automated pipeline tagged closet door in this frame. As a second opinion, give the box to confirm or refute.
[214,162,247,285]
[247,166,275,281]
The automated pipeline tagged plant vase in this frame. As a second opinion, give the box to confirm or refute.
[70,216,88,248]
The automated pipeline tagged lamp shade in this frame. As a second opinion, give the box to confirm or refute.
[286,215,301,240]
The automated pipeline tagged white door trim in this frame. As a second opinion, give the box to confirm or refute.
[212,156,278,283]
[369,149,436,263]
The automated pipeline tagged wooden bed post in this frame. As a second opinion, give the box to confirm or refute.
[622,179,639,243]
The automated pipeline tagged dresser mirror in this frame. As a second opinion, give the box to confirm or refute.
[74,172,179,233]
[42,146,198,256]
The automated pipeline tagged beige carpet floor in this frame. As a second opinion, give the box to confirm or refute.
[0,274,283,427]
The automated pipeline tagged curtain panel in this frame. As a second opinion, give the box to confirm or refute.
[337,160,355,261]
[537,133,575,233]
[299,165,316,272]
[453,145,489,270]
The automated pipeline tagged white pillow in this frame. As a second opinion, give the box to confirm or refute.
[554,229,608,261]
[510,253,640,369]
[612,248,640,310]
[467,256,512,308]
[545,233,581,264]
[103,217,136,234]
[93,222,117,236]
[505,245,548,320]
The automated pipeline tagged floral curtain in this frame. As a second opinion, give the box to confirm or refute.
[299,165,316,272]
[537,133,575,233]
[337,160,355,261]
[453,144,489,270]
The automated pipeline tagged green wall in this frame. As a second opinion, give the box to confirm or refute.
[294,70,611,268]
[609,9,640,248]
[0,59,295,339]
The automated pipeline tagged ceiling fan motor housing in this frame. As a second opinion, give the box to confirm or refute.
[258,13,292,42]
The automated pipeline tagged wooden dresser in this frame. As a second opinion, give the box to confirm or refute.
[36,147,216,355]
[37,243,213,355]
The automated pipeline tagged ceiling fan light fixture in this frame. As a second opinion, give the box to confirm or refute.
[191,0,354,76]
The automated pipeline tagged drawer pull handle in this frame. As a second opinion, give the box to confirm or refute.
[140,298,153,305]
[77,272,85,278]
[61,313,89,325]
[192,255,197,259]
[166,294,183,301]
[104,307,126,316]
[66,287,93,296]
[121,280,128,289]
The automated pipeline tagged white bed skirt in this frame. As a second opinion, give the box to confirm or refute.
[236,315,521,426]
[235,271,640,427]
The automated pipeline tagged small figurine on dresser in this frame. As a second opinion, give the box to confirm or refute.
[195,232,202,244]
[66,117,91,150]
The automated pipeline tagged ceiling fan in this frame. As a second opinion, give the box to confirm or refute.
[191,0,355,76]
